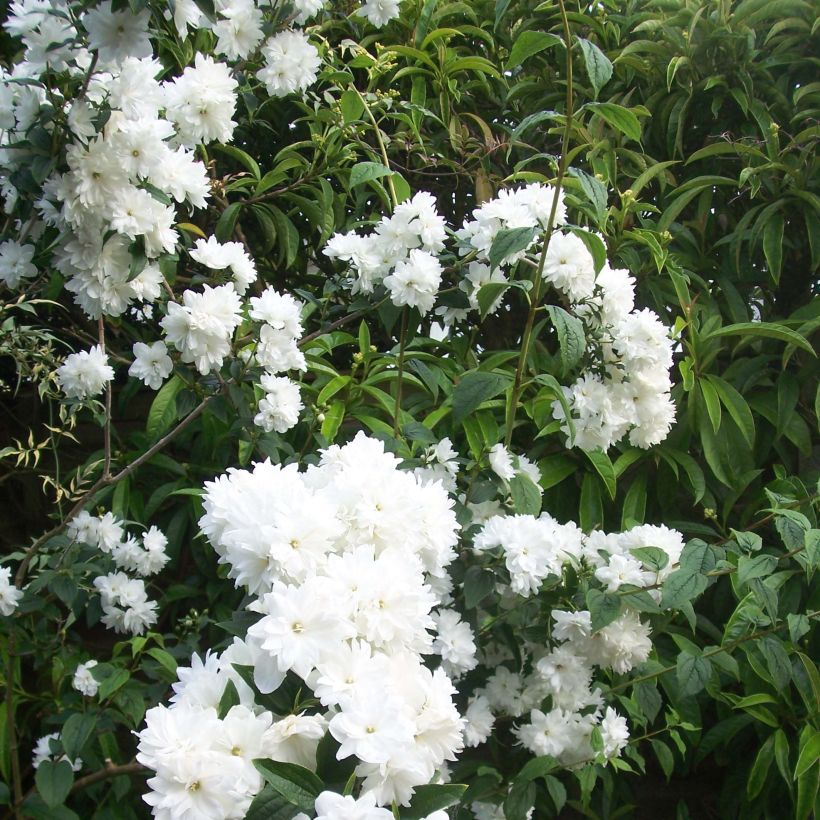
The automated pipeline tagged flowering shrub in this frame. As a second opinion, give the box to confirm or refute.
[1,0,818,819]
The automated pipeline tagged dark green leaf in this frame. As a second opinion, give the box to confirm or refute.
[452,372,508,423]
[577,38,613,98]
[402,784,468,819]
[253,760,323,811]
[35,760,74,808]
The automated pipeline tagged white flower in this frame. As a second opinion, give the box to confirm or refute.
[257,30,321,98]
[0,239,36,287]
[488,443,514,481]
[82,1,152,66]
[432,609,477,678]
[128,341,173,390]
[56,345,114,400]
[358,0,401,26]
[161,284,242,374]
[163,54,238,148]
[542,232,596,302]
[463,696,494,747]
[0,566,23,616]
[599,707,629,758]
[313,791,394,820]
[189,236,257,294]
[254,375,303,433]
[213,0,264,60]
[72,660,99,697]
[383,249,442,314]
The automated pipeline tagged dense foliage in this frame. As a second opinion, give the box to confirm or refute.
[1,0,818,819]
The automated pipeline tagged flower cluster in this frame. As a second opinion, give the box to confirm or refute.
[552,267,677,450]
[139,433,467,815]
[324,191,447,311]
[247,289,307,434]
[466,519,685,772]
[68,511,167,634]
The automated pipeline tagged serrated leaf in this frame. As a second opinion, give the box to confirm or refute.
[477,282,510,318]
[587,588,622,631]
[676,651,711,696]
[463,565,495,609]
[577,38,613,98]
[488,226,538,270]
[546,305,586,375]
[630,546,669,572]
[452,372,508,423]
[736,554,777,588]
[661,568,708,609]
[762,211,785,284]
[702,322,815,356]
[509,473,542,515]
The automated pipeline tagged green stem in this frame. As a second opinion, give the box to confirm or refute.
[503,0,575,448]
[353,87,398,209]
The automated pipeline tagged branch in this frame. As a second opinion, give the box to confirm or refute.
[14,394,214,588]
[69,761,147,795]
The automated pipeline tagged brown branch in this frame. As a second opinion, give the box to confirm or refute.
[69,761,147,795]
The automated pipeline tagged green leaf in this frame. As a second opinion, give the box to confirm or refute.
[402,784,468,819]
[760,637,791,690]
[736,554,777,588]
[215,201,243,242]
[253,760,323,812]
[676,651,711,696]
[463,565,495,609]
[217,678,240,719]
[349,161,392,189]
[698,379,722,433]
[340,89,364,123]
[705,375,756,448]
[146,647,178,678]
[452,371,508,423]
[579,472,603,531]
[587,588,622,632]
[795,729,820,779]
[321,400,345,442]
[60,714,95,761]
[477,282,510,318]
[97,668,129,701]
[212,143,261,179]
[546,305,586,376]
[488,226,538,270]
[583,448,616,500]
[568,171,608,227]
[586,102,642,142]
[146,375,184,441]
[506,31,562,69]
[509,473,542,515]
[630,546,669,572]
[245,786,302,820]
[661,568,708,609]
[702,322,815,356]
[747,734,775,799]
[762,211,785,284]
[577,38,613,98]
[35,760,74,808]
